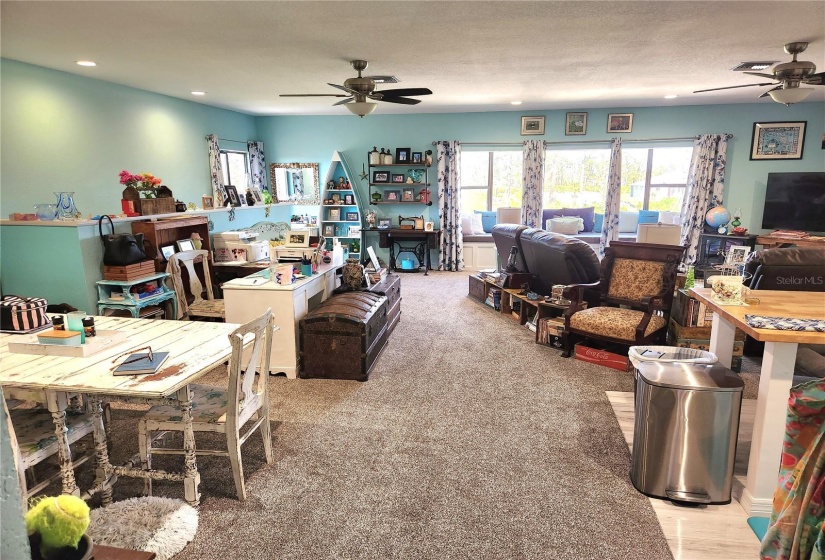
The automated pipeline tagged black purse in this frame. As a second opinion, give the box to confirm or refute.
[99,215,147,266]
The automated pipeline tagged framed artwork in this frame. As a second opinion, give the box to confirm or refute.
[750,121,807,160]
[372,171,390,183]
[424,221,434,231]
[176,239,195,252]
[328,208,341,221]
[250,187,263,203]
[402,188,415,202]
[392,174,406,183]
[224,185,241,207]
[344,194,354,205]
[160,245,176,261]
[725,245,751,265]
[347,226,361,237]
[202,195,214,210]
[323,224,334,237]
[385,190,400,202]
[565,112,587,135]
[377,218,391,230]
[607,113,633,133]
[395,148,411,163]
[346,212,359,221]
[414,217,424,230]
[520,116,545,135]
[287,231,310,247]
[412,152,423,163]
[310,215,318,226]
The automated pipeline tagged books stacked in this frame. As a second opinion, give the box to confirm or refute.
[537,317,565,346]
[672,289,713,327]
[485,288,502,310]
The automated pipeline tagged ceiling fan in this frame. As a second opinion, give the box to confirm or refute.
[280,60,433,117]
[694,42,824,105]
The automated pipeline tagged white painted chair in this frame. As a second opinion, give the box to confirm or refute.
[166,249,225,320]
[138,308,274,500]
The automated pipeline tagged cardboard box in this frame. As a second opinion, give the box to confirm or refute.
[574,344,632,372]
[668,318,745,342]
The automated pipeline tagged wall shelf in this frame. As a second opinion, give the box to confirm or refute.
[321,151,363,256]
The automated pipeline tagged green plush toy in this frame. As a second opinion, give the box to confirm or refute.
[25,495,90,558]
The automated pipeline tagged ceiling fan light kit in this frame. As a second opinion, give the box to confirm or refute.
[768,87,814,105]
[346,102,377,118]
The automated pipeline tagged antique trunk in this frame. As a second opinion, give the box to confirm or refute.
[468,274,486,302]
[299,292,389,381]
[368,274,401,334]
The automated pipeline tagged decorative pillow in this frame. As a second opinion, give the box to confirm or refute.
[658,211,681,225]
[470,213,486,235]
[548,217,583,235]
[593,213,604,233]
[542,209,565,228]
[618,211,640,233]
[474,210,497,234]
[638,210,660,224]
[562,207,595,233]
[461,216,473,236]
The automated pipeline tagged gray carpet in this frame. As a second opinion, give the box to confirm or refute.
[88,271,744,559]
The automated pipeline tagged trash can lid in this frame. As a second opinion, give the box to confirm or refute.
[637,361,744,391]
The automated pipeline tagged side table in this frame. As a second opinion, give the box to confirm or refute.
[96,272,177,319]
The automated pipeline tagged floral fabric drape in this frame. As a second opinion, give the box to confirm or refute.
[679,134,728,265]
[760,379,825,560]
[599,138,622,258]
[521,140,545,227]
[436,140,463,271]
[207,134,227,207]
[247,141,269,194]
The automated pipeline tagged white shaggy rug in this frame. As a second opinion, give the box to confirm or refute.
[88,497,198,560]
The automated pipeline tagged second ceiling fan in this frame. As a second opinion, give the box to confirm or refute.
[280,60,432,117]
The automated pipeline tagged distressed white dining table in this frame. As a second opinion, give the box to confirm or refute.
[0,315,240,506]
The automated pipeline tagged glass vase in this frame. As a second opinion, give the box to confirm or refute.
[54,192,81,220]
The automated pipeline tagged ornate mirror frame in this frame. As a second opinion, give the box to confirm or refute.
[269,163,320,205]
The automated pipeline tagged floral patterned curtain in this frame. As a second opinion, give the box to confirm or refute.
[207,134,227,207]
[247,141,269,194]
[599,138,622,258]
[436,140,463,271]
[679,134,728,265]
[521,140,545,227]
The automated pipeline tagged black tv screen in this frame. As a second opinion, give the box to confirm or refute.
[762,172,825,233]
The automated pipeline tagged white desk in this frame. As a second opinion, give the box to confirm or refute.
[222,263,341,379]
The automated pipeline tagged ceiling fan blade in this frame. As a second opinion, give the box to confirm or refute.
[693,82,776,93]
[333,97,355,106]
[744,71,778,79]
[328,83,359,95]
[758,85,783,98]
[377,87,433,97]
[377,96,421,105]
[803,72,825,85]
[280,94,350,97]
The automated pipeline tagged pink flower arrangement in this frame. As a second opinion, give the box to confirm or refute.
[119,170,162,195]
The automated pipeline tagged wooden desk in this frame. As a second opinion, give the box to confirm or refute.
[690,288,825,515]
[222,263,341,379]
[370,228,440,275]
[756,235,825,249]
[0,316,238,506]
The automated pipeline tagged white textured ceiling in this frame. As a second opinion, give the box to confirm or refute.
[2,1,824,116]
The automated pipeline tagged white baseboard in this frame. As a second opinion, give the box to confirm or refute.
[739,488,773,516]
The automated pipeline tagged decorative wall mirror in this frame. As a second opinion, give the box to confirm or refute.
[269,163,320,205]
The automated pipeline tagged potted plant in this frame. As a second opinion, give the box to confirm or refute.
[119,170,175,215]
[26,495,93,560]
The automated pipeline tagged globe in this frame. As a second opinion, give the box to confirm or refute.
[705,206,731,229]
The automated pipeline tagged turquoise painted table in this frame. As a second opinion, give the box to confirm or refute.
[96,272,177,319]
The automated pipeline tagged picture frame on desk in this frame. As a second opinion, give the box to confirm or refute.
[344,194,354,205]
[412,152,423,163]
[392,174,406,183]
[372,171,390,183]
[402,188,415,202]
[395,148,411,163]
[424,221,434,232]
[287,231,310,247]
[202,195,214,210]
[323,224,334,237]
[176,239,195,252]
[224,185,241,207]
[160,245,176,261]
[385,190,400,202]
[377,218,391,230]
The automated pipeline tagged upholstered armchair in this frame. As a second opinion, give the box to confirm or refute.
[561,241,686,358]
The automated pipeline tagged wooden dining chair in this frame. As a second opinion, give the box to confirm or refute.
[138,308,274,500]
[166,250,225,320]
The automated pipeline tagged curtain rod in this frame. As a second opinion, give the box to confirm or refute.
[205,136,248,144]
[433,134,732,147]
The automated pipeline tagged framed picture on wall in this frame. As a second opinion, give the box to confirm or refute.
[607,113,633,133]
[750,121,806,160]
[565,112,587,135]
[520,116,545,135]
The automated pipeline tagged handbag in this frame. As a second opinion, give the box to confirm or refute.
[99,215,147,266]
[0,295,51,333]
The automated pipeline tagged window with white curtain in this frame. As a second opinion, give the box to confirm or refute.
[219,150,249,189]
[543,149,611,212]
[459,151,523,213]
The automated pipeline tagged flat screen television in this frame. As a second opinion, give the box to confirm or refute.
[761,172,825,233]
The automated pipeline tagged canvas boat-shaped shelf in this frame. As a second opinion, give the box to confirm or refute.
[8,330,129,357]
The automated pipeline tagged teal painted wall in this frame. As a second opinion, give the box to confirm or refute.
[0,59,258,216]
[1,388,31,560]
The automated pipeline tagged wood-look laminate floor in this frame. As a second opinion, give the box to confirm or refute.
[607,392,761,560]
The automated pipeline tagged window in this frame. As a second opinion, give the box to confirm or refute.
[220,150,249,189]
[460,151,522,213]
[543,149,611,212]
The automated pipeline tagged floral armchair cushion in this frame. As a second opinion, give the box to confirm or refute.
[607,258,665,302]
[570,307,666,341]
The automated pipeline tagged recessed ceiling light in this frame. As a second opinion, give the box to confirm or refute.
[510,101,522,105]
[191,91,206,96]
[76,61,96,67]
[664,95,678,99]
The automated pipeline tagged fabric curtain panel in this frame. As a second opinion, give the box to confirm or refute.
[679,134,728,265]
[436,140,463,271]
[521,140,545,227]
[207,134,228,207]
[247,141,270,194]
[599,138,622,258]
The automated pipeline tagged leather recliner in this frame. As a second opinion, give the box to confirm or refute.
[490,224,529,273]
[744,246,825,292]
[517,228,601,295]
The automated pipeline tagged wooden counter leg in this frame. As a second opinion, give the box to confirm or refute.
[46,392,79,496]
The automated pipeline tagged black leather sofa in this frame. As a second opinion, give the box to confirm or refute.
[491,225,601,296]
[744,246,825,291]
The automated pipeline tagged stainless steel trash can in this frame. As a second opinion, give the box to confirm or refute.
[631,361,744,505]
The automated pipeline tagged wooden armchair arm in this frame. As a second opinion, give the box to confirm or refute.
[562,281,600,327]
[636,287,671,339]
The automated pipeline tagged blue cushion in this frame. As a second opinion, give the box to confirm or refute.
[638,210,660,225]
[593,213,604,232]
[474,211,496,233]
